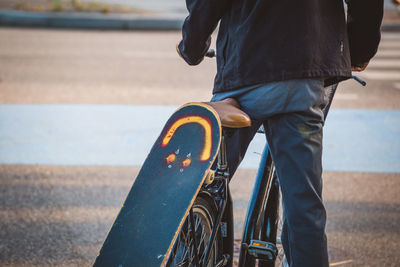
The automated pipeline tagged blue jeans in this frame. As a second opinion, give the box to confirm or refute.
[211,79,329,267]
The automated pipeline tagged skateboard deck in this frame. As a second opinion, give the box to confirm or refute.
[94,103,221,266]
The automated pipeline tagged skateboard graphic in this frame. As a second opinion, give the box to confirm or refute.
[94,103,221,266]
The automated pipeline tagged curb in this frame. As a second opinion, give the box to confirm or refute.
[0,9,399,32]
[0,9,184,30]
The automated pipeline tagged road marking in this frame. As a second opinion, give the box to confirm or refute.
[0,105,399,173]
[379,41,400,48]
[376,50,400,57]
[0,206,119,223]
[0,104,177,166]
[359,70,400,81]
[0,175,134,187]
[369,59,400,68]
[382,33,400,40]
[330,260,353,266]
[334,93,358,100]
[122,51,178,59]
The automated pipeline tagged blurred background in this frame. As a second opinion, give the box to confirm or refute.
[0,0,399,266]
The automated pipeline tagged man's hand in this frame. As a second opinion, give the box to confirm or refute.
[352,62,369,72]
[176,38,211,66]
[176,43,184,60]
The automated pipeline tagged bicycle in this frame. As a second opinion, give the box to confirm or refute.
[165,50,366,267]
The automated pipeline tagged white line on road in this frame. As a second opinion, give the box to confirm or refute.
[122,51,178,59]
[333,94,359,100]
[0,206,119,223]
[329,260,353,266]
[376,50,400,57]
[369,59,400,68]
[382,33,400,40]
[1,105,399,173]
[379,41,400,48]
[359,70,400,81]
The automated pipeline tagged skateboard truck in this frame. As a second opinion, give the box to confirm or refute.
[204,170,215,184]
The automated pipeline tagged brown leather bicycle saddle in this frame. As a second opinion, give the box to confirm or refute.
[205,98,251,128]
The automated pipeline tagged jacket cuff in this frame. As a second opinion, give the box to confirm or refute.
[177,37,211,66]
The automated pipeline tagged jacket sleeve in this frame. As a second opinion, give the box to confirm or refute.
[178,0,231,65]
[346,0,384,66]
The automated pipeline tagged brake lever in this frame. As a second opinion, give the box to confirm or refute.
[205,49,216,58]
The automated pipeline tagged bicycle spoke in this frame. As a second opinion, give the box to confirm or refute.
[168,198,218,267]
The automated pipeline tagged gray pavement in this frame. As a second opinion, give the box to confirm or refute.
[0,28,399,108]
[1,166,399,266]
[0,27,400,267]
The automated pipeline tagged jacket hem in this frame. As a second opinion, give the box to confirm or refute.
[212,69,352,94]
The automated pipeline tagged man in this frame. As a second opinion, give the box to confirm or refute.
[177,0,383,266]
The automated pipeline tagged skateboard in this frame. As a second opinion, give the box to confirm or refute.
[94,102,221,266]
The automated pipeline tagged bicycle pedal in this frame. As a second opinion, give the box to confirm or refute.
[247,240,277,261]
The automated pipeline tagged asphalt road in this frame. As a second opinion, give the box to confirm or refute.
[0,28,399,267]
[0,28,399,108]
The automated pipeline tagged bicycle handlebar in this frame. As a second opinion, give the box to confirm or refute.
[205,49,216,58]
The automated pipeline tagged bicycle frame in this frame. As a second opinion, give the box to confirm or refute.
[237,83,342,266]
[238,144,279,267]
[183,79,365,267]
[194,130,234,267]
[194,128,278,267]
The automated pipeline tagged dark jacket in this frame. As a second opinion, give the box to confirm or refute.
[178,0,384,93]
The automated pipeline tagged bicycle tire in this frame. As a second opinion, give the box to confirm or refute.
[166,195,223,267]
[266,169,284,267]
[258,168,285,267]
[275,194,284,266]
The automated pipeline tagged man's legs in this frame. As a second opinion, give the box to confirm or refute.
[212,79,329,266]
[263,108,328,267]
[224,122,262,179]
[222,112,328,266]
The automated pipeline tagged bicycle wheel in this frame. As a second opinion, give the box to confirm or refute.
[166,195,222,267]
[258,168,285,267]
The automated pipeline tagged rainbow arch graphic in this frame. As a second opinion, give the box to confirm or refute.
[161,115,213,161]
